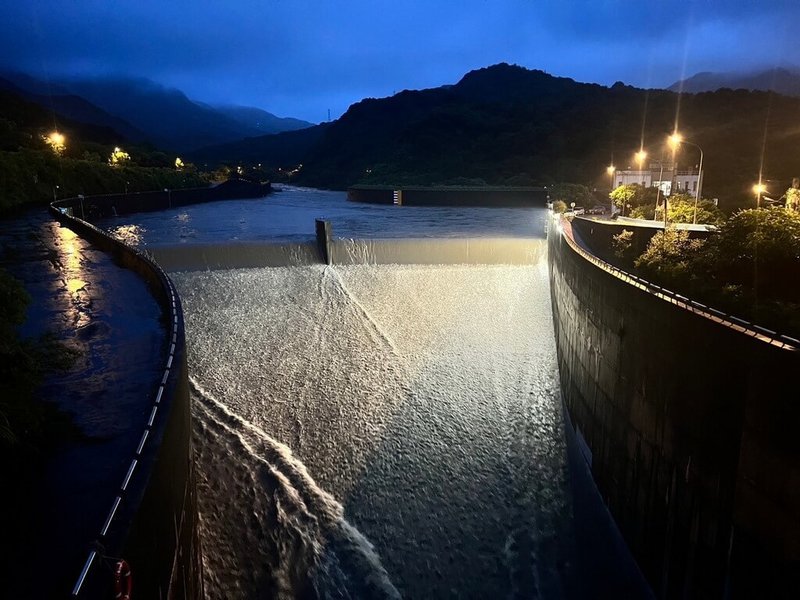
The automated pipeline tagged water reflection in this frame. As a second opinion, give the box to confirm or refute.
[55,225,91,328]
[108,224,147,247]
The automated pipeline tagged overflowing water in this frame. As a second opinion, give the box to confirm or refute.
[98,187,588,596]
[172,256,574,598]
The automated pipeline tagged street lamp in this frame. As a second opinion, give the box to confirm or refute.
[635,150,647,166]
[607,165,616,214]
[669,132,705,224]
[753,182,766,207]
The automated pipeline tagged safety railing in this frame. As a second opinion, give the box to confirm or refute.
[48,196,198,598]
[553,215,799,352]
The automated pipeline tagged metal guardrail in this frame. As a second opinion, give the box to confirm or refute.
[553,215,799,352]
[48,199,188,597]
[70,261,181,596]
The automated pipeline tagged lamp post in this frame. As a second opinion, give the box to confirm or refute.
[753,183,766,208]
[669,132,704,224]
[607,165,616,214]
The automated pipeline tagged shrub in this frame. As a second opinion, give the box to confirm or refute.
[634,228,705,287]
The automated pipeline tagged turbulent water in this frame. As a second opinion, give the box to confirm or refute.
[172,258,574,598]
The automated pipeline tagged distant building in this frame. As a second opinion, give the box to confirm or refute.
[615,161,702,197]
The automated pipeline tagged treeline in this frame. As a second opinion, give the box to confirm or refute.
[612,208,800,337]
[0,89,207,213]
[234,63,800,212]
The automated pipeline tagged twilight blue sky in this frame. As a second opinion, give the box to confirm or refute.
[2,0,798,123]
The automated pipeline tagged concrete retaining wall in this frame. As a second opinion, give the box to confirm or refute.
[330,237,547,266]
[150,242,321,271]
[347,185,548,207]
[148,236,547,271]
[570,217,712,266]
[49,199,200,599]
[58,179,270,219]
[548,217,800,598]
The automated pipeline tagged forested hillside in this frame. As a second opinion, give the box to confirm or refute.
[195,64,800,211]
[0,88,206,212]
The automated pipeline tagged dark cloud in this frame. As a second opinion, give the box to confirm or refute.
[2,1,798,122]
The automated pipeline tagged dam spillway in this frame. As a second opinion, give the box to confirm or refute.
[90,189,650,597]
[171,259,573,597]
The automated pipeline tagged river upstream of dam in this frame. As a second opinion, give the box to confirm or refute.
[94,187,645,598]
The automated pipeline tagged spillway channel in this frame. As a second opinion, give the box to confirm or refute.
[172,258,574,598]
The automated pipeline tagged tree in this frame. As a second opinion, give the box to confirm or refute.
[655,194,725,225]
[629,204,656,219]
[550,183,595,208]
[108,146,130,167]
[634,228,706,286]
[612,229,635,262]
[610,184,658,214]
[701,207,800,300]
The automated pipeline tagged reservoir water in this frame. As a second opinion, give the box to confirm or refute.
[94,185,543,246]
[96,187,646,598]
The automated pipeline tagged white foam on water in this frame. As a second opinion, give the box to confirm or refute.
[173,254,574,598]
[191,376,401,599]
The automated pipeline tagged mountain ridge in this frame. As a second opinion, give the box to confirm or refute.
[192,62,800,210]
[669,67,800,96]
[0,71,314,152]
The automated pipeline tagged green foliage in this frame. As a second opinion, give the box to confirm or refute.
[629,204,656,219]
[0,149,208,213]
[0,89,210,212]
[654,194,726,225]
[610,184,658,212]
[785,187,800,211]
[635,228,706,286]
[702,207,800,301]
[631,207,800,336]
[612,229,635,261]
[549,183,595,208]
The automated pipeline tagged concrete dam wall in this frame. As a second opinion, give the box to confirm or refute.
[59,178,270,219]
[548,217,800,598]
[347,185,548,207]
[49,198,200,599]
[150,237,548,271]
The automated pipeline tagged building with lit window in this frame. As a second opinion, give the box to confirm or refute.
[615,162,701,196]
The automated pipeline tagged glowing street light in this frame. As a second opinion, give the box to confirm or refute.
[635,150,647,165]
[44,131,66,155]
[668,131,704,223]
[753,182,767,207]
[607,165,616,213]
[607,164,616,186]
